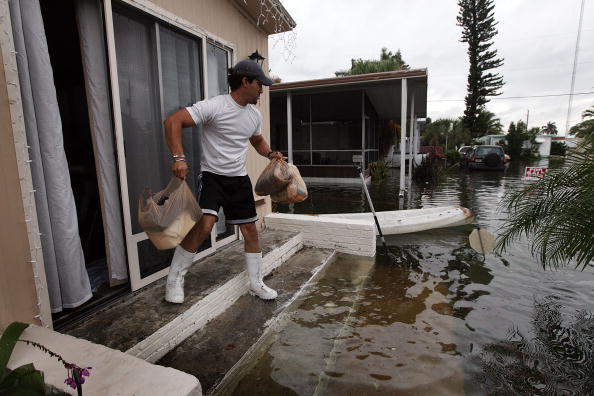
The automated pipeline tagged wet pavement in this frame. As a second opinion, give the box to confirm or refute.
[231,159,594,395]
[158,247,336,393]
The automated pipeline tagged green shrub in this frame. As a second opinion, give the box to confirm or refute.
[412,157,443,185]
[369,160,390,182]
[446,149,460,165]
[550,141,567,156]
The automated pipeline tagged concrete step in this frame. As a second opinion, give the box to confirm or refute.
[157,247,337,394]
[64,229,302,363]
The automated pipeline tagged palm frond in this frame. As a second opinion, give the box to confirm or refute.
[496,139,594,270]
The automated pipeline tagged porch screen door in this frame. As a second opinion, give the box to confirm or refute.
[105,2,212,290]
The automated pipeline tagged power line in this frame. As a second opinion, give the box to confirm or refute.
[428,91,594,102]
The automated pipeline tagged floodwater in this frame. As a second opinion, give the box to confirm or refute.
[231,159,594,395]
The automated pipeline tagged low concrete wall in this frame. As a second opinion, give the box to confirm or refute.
[9,325,201,395]
[265,213,376,257]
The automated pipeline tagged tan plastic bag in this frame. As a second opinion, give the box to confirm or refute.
[255,158,291,196]
[270,164,308,203]
[138,177,202,250]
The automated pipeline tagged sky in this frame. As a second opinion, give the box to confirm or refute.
[268,0,594,136]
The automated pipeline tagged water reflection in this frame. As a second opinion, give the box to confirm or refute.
[230,163,593,396]
[476,296,594,395]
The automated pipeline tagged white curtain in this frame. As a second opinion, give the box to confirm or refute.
[9,0,92,312]
[75,0,128,283]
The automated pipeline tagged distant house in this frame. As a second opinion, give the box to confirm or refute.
[477,134,506,146]
[0,0,294,329]
[533,134,554,157]
[477,133,555,157]
[269,70,428,182]
[553,135,583,150]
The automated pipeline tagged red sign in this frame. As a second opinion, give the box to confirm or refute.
[524,167,547,179]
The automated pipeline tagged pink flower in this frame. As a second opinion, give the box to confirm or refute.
[64,377,77,389]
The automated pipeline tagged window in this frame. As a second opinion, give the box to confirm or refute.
[476,146,503,156]
[113,5,202,233]
[207,41,230,98]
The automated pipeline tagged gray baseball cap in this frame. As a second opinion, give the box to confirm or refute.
[231,59,274,86]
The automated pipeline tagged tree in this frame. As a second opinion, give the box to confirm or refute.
[457,0,504,138]
[422,118,471,149]
[379,47,409,69]
[582,105,594,119]
[476,109,503,135]
[335,47,410,77]
[569,104,594,140]
[540,121,558,135]
[504,121,526,159]
[550,141,567,156]
[497,137,594,270]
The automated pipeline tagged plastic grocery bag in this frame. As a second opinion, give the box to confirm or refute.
[138,177,202,250]
[255,158,291,196]
[270,164,308,203]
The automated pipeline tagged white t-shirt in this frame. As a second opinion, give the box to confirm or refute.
[186,94,262,176]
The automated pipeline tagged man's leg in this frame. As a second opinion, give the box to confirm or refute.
[239,222,261,253]
[181,214,218,252]
[165,215,217,303]
[240,223,277,300]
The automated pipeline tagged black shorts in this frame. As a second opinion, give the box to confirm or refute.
[199,171,258,224]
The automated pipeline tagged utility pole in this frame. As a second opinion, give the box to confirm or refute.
[526,109,529,131]
[565,0,585,136]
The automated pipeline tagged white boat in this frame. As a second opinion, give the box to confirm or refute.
[320,205,474,235]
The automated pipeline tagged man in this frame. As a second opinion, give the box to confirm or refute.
[163,59,283,304]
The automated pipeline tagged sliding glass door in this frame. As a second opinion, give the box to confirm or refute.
[106,1,236,290]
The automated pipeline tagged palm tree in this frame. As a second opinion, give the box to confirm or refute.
[569,104,594,140]
[476,109,503,135]
[497,126,594,270]
[540,121,558,135]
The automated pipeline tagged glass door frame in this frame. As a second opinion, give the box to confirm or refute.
[103,0,238,290]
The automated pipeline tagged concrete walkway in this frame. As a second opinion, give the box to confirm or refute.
[64,230,301,361]
[158,247,335,393]
[51,217,376,395]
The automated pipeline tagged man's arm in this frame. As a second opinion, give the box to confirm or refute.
[164,108,196,179]
[249,134,284,160]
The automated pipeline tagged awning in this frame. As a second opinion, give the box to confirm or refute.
[270,69,428,120]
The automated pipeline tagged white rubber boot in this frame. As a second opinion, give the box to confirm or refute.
[246,252,277,300]
[165,245,195,303]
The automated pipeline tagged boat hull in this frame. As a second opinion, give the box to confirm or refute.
[320,205,474,235]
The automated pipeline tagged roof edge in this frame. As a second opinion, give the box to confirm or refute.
[233,0,296,35]
[270,68,428,91]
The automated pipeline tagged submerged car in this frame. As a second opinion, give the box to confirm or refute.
[467,145,507,170]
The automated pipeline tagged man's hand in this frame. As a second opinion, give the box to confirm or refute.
[172,161,189,180]
[268,151,286,161]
